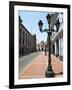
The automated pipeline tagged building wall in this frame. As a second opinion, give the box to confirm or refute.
[54,38,63,56]
[51,13,63,61]
[19,18,36,56]
[52,37,63,61]
[53,37,63,60]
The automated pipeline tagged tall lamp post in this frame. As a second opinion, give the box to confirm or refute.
[38,14,60,77]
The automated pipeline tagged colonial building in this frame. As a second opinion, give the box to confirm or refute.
[19,16,36,56]
[51,13,63,60]
[36,41,47,51]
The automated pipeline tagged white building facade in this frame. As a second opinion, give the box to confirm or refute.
[51,13,63,61]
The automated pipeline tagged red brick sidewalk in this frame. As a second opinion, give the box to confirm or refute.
[19,52,63,79]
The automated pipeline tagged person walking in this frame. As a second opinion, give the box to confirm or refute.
[45,47,47,56]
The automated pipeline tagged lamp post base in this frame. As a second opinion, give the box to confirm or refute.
[45,64,55,77]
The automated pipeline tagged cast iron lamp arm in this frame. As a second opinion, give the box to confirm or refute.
[40,28,57,33]
[51,28,57,32]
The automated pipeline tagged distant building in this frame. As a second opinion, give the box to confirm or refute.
[36,43,40,51]
[19,16,36,56]
[36,41,47,51]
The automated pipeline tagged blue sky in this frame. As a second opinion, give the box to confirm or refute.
[19,10,49,43]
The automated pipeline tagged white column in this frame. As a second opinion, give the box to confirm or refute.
[61,38,63,56]
[59,38,63,57]
[59,39,61,56]
[56,40,59,56]
[55,42,57,55]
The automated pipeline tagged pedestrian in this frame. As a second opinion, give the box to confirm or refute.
[45,47,47,56]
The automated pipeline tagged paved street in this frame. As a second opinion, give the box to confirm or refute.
[19,51,41,74]
[19,51,63,79]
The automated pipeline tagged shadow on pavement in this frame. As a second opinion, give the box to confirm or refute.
[55,72,63,75]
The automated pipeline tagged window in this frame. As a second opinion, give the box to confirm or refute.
[23,38,24,44]
[19,36,21,44]
[26,39,27,45]
[19,29,22,34]
[22,31,25,44]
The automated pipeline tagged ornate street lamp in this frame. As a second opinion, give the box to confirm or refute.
[55,18,60,32]
[38,20,43,32]
[38,13,60,77]
[45,14,55,77]
[46,14,51,24]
